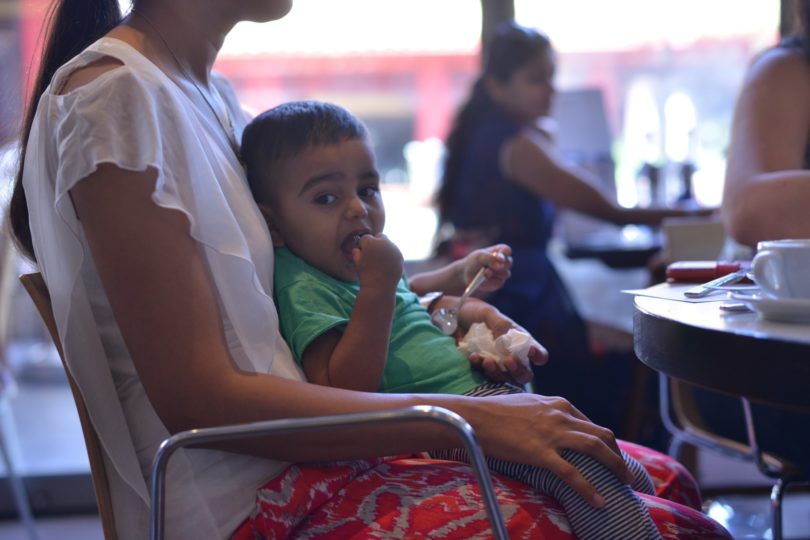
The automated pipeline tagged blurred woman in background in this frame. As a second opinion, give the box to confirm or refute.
[437,22,708,411]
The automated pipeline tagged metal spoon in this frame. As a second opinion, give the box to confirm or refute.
[431,266,489,335]
[683,269,748,298]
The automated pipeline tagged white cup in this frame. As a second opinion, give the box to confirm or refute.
[751,239,810,299]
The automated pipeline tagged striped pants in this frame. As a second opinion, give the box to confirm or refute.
[430,382,662,540]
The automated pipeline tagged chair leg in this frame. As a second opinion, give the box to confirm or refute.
[0,424,41,540]
[667,434,685,460]
[770,477,787,540]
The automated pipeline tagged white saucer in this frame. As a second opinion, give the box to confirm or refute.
[730,291,810,323]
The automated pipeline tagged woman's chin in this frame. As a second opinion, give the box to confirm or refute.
[243,1,293,23]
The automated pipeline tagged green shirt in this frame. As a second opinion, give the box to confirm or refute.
[274,247,487,394]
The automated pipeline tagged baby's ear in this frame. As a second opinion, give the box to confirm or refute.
[257,203,285,247]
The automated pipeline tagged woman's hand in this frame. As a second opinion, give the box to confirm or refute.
[452,297,548,385]
[456,392,632,507]
[461,244,512,295]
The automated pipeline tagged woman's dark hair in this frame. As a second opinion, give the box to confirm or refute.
[781,0,810,61]
[8,0,123,261]
[241,100,367,205]
[436,22,552,225]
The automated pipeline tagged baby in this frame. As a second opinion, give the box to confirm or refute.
[241,100,662,540]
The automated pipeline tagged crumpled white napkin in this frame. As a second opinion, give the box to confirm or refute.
[457,322,539,370]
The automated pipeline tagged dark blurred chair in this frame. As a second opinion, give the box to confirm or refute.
[659,375,809,540]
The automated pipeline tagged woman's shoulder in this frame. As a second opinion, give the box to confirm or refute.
[746,45,810,89]
[50,37,171,103]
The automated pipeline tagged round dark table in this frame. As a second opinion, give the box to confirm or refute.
[633,295,810,414]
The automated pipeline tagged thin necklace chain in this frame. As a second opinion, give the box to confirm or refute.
[133,11,243,164]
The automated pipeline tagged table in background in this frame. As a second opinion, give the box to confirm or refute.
[564,225,662,270]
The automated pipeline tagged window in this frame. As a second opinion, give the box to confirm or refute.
[516,0,780,208]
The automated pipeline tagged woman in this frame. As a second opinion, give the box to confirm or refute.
[723,0,810,245]
[9,1,726,538]
[710,0,810,474]
[437,22,711,406]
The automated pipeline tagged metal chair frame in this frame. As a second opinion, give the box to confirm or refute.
[150,406,508,540]
[660,374,808,540]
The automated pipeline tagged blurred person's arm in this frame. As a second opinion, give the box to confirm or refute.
[502,129,713,226]
[723,47,810,247]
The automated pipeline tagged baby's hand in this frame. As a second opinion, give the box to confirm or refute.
[462,244,513,295]
[468,338,547,384]
[353,234,403,292]
[457,300,548,384]
[470,353,535,384]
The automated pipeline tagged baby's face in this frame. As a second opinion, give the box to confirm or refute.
[267,138,385,281]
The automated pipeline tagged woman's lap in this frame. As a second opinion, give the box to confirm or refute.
[619,440,702,510]
[245,450,727,539]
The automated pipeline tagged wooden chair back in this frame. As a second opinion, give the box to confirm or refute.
[19,272,118,540]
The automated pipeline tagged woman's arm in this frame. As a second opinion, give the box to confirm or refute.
[70,164,629,505]
[502,132,710,226]
[409,244,513,297]
[723,47,810,247]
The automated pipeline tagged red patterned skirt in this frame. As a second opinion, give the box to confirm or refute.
[234,441,728,539]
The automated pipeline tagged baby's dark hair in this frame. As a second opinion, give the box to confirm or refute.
[242,100,367,204]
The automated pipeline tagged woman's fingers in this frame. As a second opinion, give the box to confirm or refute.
[467,393,634,504]
[553,396,596,426]
[542,450,621,507]
[542,451,606,507]
[559,427,635,491]
[533,410,632,503]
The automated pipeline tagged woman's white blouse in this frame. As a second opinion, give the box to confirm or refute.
[23,38,305,540]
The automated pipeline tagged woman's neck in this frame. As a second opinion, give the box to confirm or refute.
[120,1,234,85]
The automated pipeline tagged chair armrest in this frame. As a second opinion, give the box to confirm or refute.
[150,405,507,540]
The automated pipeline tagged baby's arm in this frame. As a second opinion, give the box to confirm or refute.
[301,234,403,391]
[409,244,512,297]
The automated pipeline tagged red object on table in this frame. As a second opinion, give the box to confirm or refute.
[666,260,751,283]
